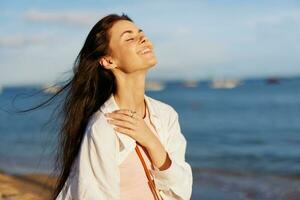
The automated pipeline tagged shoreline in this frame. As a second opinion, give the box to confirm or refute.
[0,172,56,200]
[1,168,300,199]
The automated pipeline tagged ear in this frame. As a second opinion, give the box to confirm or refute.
[99,56,115,70]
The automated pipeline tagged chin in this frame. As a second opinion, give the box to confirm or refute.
[146,59,157,68]
[150,56,158,64]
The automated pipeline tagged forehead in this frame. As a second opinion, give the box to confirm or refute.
[109,20,139,39]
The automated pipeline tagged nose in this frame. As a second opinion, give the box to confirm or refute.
[139,35,148,44]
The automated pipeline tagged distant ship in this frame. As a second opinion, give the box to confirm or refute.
[266,77,280,85]
[210,79,242,89]
[182,80,198,88]
[42,84,61,94]
[145,81,165,91]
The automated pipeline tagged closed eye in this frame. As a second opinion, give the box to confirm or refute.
[126,38,134,41]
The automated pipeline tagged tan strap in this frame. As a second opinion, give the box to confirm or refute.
[135,143,161,200]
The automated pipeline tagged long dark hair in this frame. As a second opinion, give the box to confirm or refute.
[10,13,133,199]
[51,13,134,199]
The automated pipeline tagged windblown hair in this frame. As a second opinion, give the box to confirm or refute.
[12,13,133,199]
[51,13,134,199]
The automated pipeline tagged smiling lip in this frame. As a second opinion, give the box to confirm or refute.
[137,47,153,55]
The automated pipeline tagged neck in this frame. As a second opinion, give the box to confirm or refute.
[113,72,147,119]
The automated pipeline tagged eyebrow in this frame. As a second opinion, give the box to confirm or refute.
[120,29,143,38]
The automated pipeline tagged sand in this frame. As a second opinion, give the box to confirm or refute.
[1,169,300,200]
[0,172,57,200]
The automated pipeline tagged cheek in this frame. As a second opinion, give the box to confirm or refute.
[120,45,136,58]
[119,46,143,70]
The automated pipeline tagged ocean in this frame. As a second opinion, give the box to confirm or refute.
[0,77,299,199]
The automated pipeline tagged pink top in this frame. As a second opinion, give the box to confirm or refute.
[119,104,161,200]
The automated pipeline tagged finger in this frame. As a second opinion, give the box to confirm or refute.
[108,119,136,130]
[107,112,136,124]
[113,109,141,119]
[113,109,132,115]
[114,126,134,137]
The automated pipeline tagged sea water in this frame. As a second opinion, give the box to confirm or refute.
[0,77,299,199]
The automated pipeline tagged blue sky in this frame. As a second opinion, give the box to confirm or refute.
[1,0,300,86]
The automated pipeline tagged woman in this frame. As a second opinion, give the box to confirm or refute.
[53,13,193,200]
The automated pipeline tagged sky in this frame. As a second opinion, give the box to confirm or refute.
[1,0,300,86]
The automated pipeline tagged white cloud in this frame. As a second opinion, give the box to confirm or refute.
[0,34,50,47]
[24,9,105,26]
[1,2,300,85]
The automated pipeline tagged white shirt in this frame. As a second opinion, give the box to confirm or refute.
[56,93,193,200]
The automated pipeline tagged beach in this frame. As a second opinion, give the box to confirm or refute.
[1,168,300,200]
[0,172,56,200]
